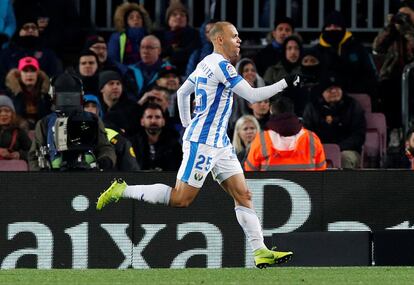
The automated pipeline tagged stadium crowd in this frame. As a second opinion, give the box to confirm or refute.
[1,0,414,171]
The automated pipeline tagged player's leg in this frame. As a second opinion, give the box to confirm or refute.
[220,174,293,268]
[96,141,207,210]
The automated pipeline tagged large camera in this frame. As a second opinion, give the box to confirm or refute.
[39,73,99,170]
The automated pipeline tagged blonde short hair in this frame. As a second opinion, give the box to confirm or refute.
[232,115,260,154]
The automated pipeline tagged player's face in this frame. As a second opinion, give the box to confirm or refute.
[272,23,292,44]
[221,24,241,61]
[239,120,258,146]
[285,40,300,63]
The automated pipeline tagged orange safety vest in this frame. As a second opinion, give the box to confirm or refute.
[244,128,327,171]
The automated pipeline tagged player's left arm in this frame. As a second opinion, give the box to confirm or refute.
[217,60,299,104]
[177,74,196,128]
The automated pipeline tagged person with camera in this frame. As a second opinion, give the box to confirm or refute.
[373,0,414,134]
[28,72,116,171]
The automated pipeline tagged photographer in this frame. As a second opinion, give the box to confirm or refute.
[28,72,116,171]
[373,0,414,132]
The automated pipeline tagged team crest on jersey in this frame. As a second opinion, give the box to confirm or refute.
[194,172,204,181]
[226,63,237,78]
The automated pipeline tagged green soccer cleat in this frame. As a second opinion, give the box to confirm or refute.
[254,247,293,269]
[96,178,127,210]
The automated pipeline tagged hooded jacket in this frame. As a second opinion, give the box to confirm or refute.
[5,68,52,129]
[107,2,153,66]
[245,113,326,171]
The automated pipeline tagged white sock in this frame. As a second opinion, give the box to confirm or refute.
[122,183,172,205]
[235,205,266,252]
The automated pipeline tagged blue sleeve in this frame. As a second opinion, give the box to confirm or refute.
[218,60,243,88]
[107,33,121,62]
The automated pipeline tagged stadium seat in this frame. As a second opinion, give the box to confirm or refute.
[0,160,29,171]
[348,93,372,113]
[362,112,387,168]
[323,143,342,168]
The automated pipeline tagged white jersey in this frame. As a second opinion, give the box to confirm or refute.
[183,53,243,148]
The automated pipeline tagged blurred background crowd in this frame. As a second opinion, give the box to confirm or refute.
[1,0,414,171]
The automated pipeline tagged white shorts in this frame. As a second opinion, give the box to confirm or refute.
[177,141,244,188]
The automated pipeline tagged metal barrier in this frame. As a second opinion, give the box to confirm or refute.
[78,0,392,33]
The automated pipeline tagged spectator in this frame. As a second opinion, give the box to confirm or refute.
[0,13,62,88]
[264,35,303,85]
[314,10,378,97]
[254,16,295,76]
[245,96,326,171]
[248,99,271,130]
[185,19,217,77]
[83,94,139,171]
[299,47,324,104]
[107,2,152,69]
[232,115,261,166]
[155,0,200,75]
[130,102,182,171]
[5,56,52,130]
[263,35,306,116]
[125,35,172,100]
[13,0,81,55]
[84,34,119,72]
[0,95,31,161]
[0,0,16,49]
[99,70,142,137]
[154,64,181,125]
[386,127,414,168]
[373,0,414,131]
[302,75,366,169]
[229,58,265,136]
[76,49,100,95]
[28,72,116,171]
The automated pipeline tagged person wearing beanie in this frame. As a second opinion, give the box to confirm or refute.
[84,34,119,72]
[245,96,326,171]
[99,70,142,137]
[302,74,366,169]
[5,56,52,130]
[314,10,378,101]
[254,16,295,76]
[154,0,200,75]
[0,11,62,90]
[373,1,414,132]
[0,94,32,162]
[107,1,153,70]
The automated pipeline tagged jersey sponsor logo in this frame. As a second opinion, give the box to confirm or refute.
[226,64,237,78]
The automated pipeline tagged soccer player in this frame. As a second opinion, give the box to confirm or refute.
[96,21,299,268]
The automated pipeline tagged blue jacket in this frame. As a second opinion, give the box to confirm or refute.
[0,0,16,47]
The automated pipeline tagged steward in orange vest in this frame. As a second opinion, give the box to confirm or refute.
[244,97,326,171]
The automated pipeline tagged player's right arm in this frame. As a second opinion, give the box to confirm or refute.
[177,74,196,128]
